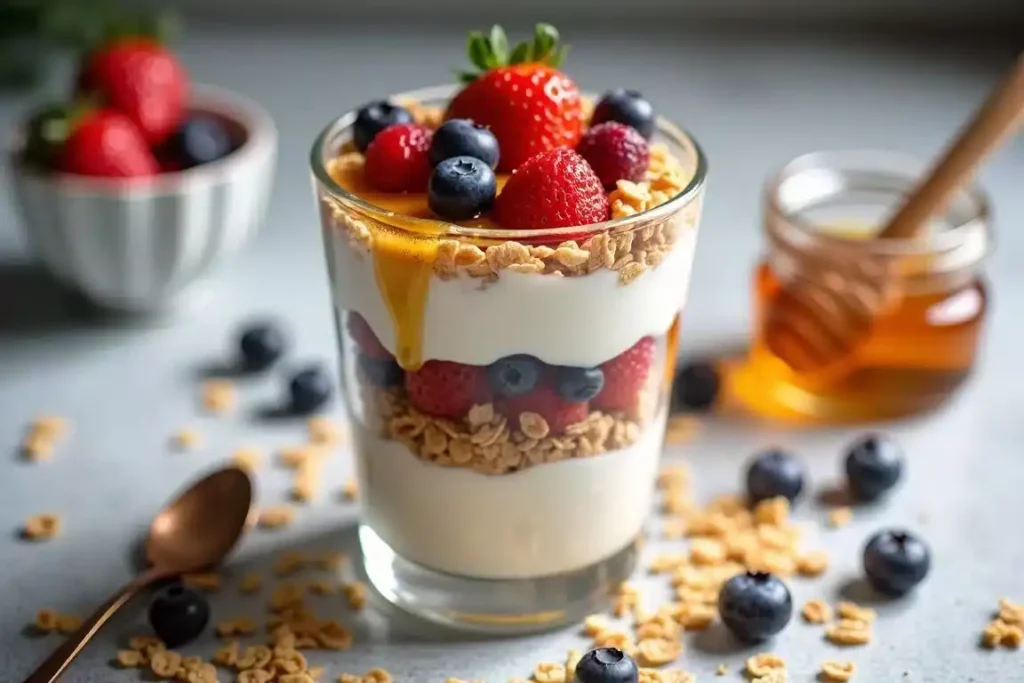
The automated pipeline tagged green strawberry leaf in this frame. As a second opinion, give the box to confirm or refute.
[457,22,569,82]
[489,25,509,65]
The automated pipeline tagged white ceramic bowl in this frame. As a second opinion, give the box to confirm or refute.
[9,85,277,313]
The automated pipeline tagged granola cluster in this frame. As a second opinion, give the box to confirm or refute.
[369,387,652,475]
[325,133,698,286]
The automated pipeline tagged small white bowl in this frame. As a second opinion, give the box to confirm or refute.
[9,85,277,314]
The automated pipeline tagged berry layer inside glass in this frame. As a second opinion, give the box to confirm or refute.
[314,89,705,580]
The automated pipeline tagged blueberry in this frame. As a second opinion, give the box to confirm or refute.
[573,647,639,683]
[238,321,288,371]
[429,119,500,169]
[165,114,235,169]
[556,366,604,402]
[845,433,904,502]
[673,361,720,412]
[863,529,930,597]
[288,365,334,413]
[353,100,413,152]
[358,353,404,388]
[487,355,542,397]
[428,156,496,221]
[592,90,656,140]
[148,584,209,648]
[745,449,805,504]
[718,571,793,643]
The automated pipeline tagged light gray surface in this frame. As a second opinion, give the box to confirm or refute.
[1,24,1023,683]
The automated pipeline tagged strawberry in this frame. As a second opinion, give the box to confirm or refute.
[79,38,188,145]
[447,24,584,173]
[493,148,610,230]
[59,109,158,177]
[405,361,491,420]
[500,380,588,436]
[593,336,657,413]
[364,123,433,192]
[346,312,392,360]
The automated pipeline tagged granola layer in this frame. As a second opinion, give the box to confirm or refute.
[364,385,661,475]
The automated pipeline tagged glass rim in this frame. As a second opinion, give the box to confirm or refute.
[763,148,994,258]
[309,84,708,240]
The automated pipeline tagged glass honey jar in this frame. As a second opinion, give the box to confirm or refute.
[731,150,993,423]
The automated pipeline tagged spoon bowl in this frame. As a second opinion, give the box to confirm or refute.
[146,466,253,572]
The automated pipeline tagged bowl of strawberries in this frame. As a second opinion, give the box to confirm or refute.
[9,29,277,314]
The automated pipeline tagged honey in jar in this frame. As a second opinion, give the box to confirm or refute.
[730,150,992,423]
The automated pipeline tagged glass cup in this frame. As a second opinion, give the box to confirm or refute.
[310,86,707,633]
[732,149,992,423]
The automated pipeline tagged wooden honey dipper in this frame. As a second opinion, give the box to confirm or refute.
[766,54,1024,374]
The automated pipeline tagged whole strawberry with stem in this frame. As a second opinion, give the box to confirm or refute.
[79,37,188,145]
[447,24,585,173]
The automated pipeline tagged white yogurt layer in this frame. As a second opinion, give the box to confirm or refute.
[327,225,698,368]
[352,410,666,580]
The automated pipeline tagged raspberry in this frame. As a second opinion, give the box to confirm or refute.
[405,361,491,420]
[364,123,433,192]
[593,336,657,413]
[492,148,610,230]
[500,381,588,436]
[576,121,650,190]
[346,312,392,360]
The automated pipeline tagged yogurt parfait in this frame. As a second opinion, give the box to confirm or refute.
[310,24,707,632]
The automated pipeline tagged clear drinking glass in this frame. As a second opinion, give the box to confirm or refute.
[310,86,707,633]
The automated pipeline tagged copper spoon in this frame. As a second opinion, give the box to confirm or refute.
[766,53,1024,375]
[24,466,253,683]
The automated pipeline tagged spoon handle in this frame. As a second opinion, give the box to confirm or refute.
[23,569,162,683]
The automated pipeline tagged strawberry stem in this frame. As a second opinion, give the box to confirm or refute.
[457,22,568,83]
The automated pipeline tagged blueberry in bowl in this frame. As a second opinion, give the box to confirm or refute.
[718,571,792,643]
[745,448,805,504]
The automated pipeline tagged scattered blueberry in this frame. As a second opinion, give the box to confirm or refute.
[429,118,500,168]
[164,114,236,169]
[288,365,334,414]
[863,529,930,597]
[353,100,413,153]
[573,647,639,683]
[487,355,542,397]
[428,156,496,221]
[556,366,605,402]
[745,449,805,504]
[591,90,656,140]
[358,354,404,388]
[673,361,720,412]
[845,433,904,502]
[238,321,288,371]
[148,584,210,648]
[718,571,793,643]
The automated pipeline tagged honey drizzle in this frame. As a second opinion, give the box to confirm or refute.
[370,225,439,371]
